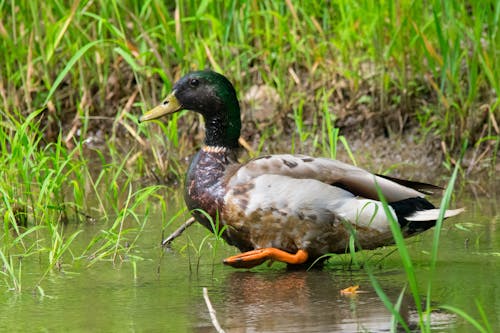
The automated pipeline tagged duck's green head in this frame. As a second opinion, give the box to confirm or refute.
[139,70,241,148]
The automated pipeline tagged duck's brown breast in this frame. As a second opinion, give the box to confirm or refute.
[184,147,245,247]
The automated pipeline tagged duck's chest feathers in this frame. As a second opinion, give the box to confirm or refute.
[184,147,235,227]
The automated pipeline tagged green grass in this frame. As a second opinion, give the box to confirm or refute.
[0,109,165,292]
[1,1,498,154]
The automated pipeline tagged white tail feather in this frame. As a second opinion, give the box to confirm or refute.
[406,208,465,222]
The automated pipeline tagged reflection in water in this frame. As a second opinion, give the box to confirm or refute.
[194,270,453,333]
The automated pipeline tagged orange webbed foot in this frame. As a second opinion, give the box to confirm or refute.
[223,248,309,268]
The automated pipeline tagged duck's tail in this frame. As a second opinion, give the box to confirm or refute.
[389,197,465,235]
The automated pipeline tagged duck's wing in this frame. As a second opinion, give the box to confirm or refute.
[374,174,443,195]
[222,154,461,268]
[230,154,438,202]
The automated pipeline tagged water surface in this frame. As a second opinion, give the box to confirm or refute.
[0,190,498,332]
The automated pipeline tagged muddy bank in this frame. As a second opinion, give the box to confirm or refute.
[237,79,498,181]
[43,66,498,181]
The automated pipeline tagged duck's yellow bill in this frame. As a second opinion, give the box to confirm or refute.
[139,91,182,122]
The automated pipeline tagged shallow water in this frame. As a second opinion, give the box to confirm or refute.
[0,189,498,332]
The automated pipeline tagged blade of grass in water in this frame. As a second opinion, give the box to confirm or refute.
[368,139,467,331]
[424,139,467,330]
[373,183,424,327]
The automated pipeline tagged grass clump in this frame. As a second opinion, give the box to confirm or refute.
[0,1,497,167]
[0,110,166,292]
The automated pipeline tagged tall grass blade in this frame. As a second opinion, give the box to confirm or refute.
[44,40,105,106]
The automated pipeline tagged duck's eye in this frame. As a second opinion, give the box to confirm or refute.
[189,78,199,87]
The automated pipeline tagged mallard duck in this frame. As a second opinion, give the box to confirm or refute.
[139,70,464,269]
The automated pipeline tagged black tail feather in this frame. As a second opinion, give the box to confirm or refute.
[389,197,436,234]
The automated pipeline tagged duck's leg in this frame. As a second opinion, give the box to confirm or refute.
[223,248,308,268]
